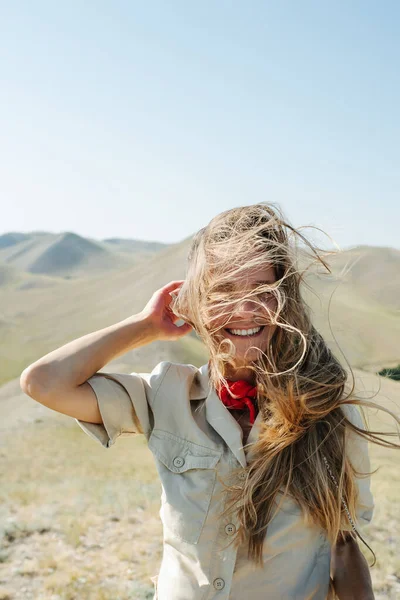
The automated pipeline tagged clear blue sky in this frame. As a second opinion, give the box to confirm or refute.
[1,1,399,249]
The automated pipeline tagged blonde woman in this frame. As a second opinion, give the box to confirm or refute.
[21,203,396,599]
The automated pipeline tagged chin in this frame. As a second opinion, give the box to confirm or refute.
[233,354,261,367]
[230,346,266,363]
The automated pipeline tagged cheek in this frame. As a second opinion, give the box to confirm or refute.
[259,297,278,322]
[266,294,278,309]
[202,304,230,330]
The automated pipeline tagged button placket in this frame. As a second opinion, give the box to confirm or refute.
[207,453,241,597]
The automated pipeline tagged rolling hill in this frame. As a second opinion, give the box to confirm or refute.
[300,245,400,372]
[0,231,169,280]
[0,236,399,386]
[318,245,400,312]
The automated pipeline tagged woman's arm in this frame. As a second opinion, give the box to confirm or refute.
[19,280,192,422]
[331,532,375,600]
[20,313,157,397]
[19,312,159,422]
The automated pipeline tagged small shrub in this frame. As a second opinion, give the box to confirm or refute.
[379,365,400,381]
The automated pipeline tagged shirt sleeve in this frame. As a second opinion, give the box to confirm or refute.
[75,361,171,448]
[340,403,375,530]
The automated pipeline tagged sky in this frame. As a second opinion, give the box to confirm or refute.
[1,1,399,250]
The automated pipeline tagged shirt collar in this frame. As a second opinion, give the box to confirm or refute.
[190,363,262,468]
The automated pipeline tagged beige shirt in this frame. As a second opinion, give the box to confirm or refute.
[76,361,374,600]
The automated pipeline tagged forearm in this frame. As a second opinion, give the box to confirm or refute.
[21,313,157,393]
[331,535,374,600]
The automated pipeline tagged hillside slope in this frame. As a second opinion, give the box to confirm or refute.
[0,231,168,280]
[322,245,400,311]
[0,240,398,385]
[0,237,206,385]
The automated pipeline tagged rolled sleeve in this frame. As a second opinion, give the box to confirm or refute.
[75,361,171,448]
[341,403,375,529]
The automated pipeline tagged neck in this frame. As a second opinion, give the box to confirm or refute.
[223,364,256,386]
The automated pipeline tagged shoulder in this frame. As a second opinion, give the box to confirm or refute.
[340,403,365,430]
[339,403,371,473]
[137,361,202,398]
[339,405,374,527]
[140,361,200,381]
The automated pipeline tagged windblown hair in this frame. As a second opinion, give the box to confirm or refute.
[171,202,399,569]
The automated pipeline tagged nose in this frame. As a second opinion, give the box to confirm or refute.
[229,300,259,323]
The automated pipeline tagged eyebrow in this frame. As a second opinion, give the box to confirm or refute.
[215,279,276,291]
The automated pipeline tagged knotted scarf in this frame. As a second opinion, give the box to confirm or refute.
[216,379,258,424]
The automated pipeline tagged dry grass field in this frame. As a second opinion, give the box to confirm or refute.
[0,378,163,600]
[0,368,399,600]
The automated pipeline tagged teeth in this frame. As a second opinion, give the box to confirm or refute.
[227,327,262,336]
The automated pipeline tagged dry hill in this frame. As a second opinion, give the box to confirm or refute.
[0,236,205,386]
[0,238,399,386]
[0,231,168,280]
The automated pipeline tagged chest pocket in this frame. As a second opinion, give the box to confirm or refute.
[148,429,222,544]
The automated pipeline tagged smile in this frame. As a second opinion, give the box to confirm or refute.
[224,326,265,338]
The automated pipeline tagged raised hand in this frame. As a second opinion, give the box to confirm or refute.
[140,280,193,341]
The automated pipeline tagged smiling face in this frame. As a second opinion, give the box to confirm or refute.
[206,263,278,380]
[170,204,295,385]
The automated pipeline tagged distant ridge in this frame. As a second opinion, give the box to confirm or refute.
[102,238,168,254]
[30,232,106,275]
[0,232,30,249]
[0,231,169,280]
[0,238,399,386]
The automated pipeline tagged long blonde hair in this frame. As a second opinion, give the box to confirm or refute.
[171,202,399,567]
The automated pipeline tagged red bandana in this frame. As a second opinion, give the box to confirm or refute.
[217,380,258,424]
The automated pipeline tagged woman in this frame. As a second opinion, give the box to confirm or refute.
[21,203,396,599]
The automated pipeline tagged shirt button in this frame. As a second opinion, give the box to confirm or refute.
[213,578,225,590]
[224,523,236,535]
[173,456,185,468]
[238,471,246,480]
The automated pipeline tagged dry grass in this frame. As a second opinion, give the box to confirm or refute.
[0,370,399,599]
[0,420,162,599]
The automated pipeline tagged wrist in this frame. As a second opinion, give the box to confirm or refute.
[120,312,160,346]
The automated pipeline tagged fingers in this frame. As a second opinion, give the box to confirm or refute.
[167,281,185,305]
[163,280,186,292]
[175,322,193,336]
[169,289,180,300]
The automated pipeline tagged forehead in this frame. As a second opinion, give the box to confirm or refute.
[236,263,276,283]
